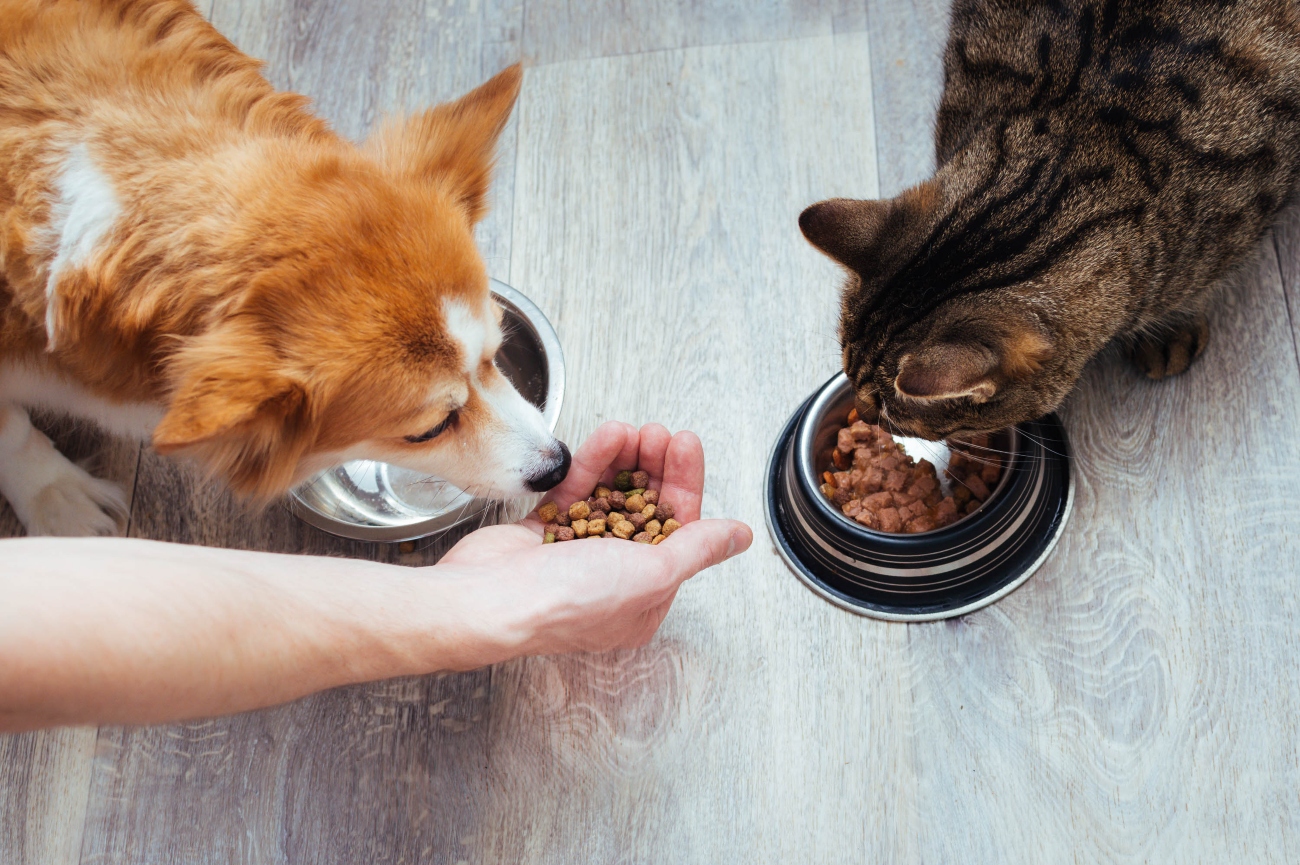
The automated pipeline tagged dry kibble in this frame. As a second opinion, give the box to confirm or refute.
[538,471,681,544]
[651,534,666,545]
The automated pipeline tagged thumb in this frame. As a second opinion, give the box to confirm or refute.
[660,518,753,582]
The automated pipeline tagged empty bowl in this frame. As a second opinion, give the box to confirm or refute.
[288,279,564,543]
[765,372,1073,621]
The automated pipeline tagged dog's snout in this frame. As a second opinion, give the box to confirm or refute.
[525,441,571,493]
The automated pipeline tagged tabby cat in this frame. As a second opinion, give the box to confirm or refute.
[800,0,1300,440]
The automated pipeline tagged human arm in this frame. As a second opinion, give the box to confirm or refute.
[0,422,752,731]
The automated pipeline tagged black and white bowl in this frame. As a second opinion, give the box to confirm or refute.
[765,373,1073,621]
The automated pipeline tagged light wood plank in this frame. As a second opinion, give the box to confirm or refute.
[479,34,930,863]
[0,418,139,865]
[901,233,1300,863]
[74,3,510,862]
[864,0,950,197]
[0,727,97,865]
[519,0,839,66]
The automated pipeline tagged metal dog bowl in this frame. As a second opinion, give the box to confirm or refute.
[289,279,564,543]
[765,372,1073,621]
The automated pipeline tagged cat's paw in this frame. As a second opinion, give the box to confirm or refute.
[21,468,128,537]
[1130,314,1210,380]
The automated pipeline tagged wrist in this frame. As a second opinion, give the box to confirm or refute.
[377,562,535,675]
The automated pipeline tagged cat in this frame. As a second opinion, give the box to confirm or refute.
[800,0,1300,441]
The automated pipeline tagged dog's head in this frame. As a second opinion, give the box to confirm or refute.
[151,65,571,500]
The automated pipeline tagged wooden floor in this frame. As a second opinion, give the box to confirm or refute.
[4,1,1300,862]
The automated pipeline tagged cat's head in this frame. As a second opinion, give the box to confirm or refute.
[800,179,1093,441]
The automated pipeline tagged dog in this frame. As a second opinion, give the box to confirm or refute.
[0,0,570,536]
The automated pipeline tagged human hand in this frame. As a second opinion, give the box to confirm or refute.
[433,422,752,664]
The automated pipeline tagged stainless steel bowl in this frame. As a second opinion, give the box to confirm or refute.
[288,280,564,543]
[765,373,1073,621]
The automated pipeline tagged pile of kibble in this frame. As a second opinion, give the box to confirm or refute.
[537,469,681,544]
[820,408,1002,534]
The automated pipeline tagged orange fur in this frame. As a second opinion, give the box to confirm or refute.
[0,0,543,501]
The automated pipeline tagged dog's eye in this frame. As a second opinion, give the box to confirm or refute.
[404,410,458,444]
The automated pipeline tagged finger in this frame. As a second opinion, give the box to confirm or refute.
[658,430,706,522]
[659,518,752,582]
[543,421,632,509]
[635,423,672,487]
[599,421,642,487]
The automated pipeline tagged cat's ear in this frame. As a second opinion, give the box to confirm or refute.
[895,327,1054,402]
[895,343,1000,402]
[799,181,939,269]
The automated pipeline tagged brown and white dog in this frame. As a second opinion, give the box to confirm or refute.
[0,0,569,536]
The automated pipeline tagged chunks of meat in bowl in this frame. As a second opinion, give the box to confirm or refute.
[820,410,1002,534]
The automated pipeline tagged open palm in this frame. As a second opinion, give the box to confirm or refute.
[437,422,752,658]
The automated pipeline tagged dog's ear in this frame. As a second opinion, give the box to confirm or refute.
[366,64,523,223]
[153,335,314,500]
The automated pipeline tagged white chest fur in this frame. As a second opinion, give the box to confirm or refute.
[0,362,163,441]
[43,143,123,344]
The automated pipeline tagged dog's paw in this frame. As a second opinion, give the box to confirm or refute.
[22,468,128,537]
[1130,314,1210,380]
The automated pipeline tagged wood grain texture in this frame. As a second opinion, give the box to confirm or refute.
[899,231,1300,864]
[0,419,138,865]
[6,1,1300,862]
[0,727,97,865]
[519,0,841,66]
[865,0,951,196]
[479,34,919,863]
[67,2,506,862]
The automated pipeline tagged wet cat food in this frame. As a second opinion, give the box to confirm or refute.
[537,475,680,543]
[820,408,1002,534]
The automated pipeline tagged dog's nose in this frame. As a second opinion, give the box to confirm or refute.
[525,441,571,492]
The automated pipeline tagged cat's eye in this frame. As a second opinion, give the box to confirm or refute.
[404,409,459,444]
